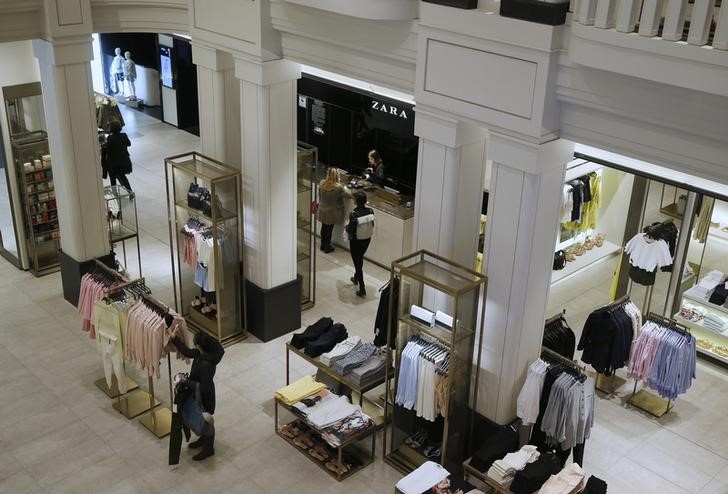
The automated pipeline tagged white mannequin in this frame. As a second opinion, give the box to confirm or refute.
[124,51,137,101]
[111,47,125,95]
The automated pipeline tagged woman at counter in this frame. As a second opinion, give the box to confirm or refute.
[365,150,385,185]
[317,168,352,253]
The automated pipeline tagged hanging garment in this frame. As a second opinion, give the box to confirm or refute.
[93,300,129,394]
[693,196,715,243]
[578,301,640,376]
[395,337,450,420]
[624,233,673,272]
[642,221,679,272]
[627,320,696,400]
[517,359,549,426]
[542,316,576,359]
[374,278,400,348]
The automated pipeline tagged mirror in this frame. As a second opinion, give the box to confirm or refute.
[0,124,19,262]
[5,94,46,136]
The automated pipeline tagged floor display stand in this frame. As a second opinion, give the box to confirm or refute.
[11,131,60,276]
[166,152,245,344]
[104,185,142,277]
[384,250,488,473]
[627,312,690,418]
[676,284,728,364]
[297,142,317,310]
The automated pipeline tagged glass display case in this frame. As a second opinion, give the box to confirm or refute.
[297,142,317,310]
[104,185,141,277]
[11,131,60,276]
[384,250,488,473]
[165,152,245,343]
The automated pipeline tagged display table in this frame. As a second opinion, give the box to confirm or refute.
[463,457,512,494]
[676,285,728,364]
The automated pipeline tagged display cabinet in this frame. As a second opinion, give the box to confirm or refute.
[675,285,728,364]
[104,185,141,277]
[297,142,317,310]
[384,250,488,474]
[166,152,245,344]
[11,131,60,276]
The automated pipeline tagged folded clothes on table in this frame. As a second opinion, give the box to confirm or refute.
[320,336,361,366]
[538,463,585,494]
[349,349,387,387]
[275,375,327,405]
[487,445,540,485]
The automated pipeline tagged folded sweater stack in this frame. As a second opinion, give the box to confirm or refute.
[487,445,540,486]
[320,336,361,366]
[349,349,388,387]
[275,375,326,405]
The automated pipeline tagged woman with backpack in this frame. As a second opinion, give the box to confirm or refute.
[346,191,375,297]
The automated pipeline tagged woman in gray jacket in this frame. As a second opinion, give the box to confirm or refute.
[317,168,352,253]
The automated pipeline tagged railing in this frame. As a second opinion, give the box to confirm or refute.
[572,0,726,50]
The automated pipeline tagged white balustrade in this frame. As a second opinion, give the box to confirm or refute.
[713,3,728,49]
[661,0,688,41]
[594,0,618,27]
[638,0,665,36]
[615,0,643,32]
[687,0,715,45]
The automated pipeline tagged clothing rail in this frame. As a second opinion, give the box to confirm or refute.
[540,346,585,374]
[627,314,688,417]
[94,258,124,280]
[645,312,690,335]
[544,309,566,327]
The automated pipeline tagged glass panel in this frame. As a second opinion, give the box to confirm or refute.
[0,126,18,261]
[5,95,46,136]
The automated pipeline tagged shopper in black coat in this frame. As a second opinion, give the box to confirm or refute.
[169,321,224,460]
[102,120,133,190]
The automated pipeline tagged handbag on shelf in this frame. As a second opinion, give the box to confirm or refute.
[201,189,212,216]
[187,183,204,210]
[553,250,566,270]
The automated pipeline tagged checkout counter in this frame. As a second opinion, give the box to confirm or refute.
[299,166,414,268]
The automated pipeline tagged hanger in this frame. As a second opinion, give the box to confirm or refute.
[545,310,566,327]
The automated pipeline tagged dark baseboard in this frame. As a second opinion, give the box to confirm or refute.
[245,276,302,342]
[422,0,478,8]
[500,0,569,25]
[59,250,116,307]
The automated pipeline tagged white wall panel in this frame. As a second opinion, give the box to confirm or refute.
[424,39,537,119]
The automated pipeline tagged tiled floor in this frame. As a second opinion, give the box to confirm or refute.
[2,105,728,493]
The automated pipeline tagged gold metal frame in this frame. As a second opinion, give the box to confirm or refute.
[165,152,246,345]
[383,250,488,474]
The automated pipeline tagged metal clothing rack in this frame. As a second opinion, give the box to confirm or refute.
[91,259,173,437]
[593,295,632,394]
[93,259,141,398]
[627,313,690,417]
[137,294,174,438]
[540,346,586,375]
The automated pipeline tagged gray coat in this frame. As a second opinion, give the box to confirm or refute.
[317,184,351,225]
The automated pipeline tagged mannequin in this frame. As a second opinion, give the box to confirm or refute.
[124,51,137,101]
[111,48,125,95]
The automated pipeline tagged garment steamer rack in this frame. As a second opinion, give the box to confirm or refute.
[627,312,690,417]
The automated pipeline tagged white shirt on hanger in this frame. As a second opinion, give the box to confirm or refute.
[624,233,673,271]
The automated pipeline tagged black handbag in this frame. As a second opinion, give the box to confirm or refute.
[187,183,204,210]
[553,250,566,270]
[201,189,212,216]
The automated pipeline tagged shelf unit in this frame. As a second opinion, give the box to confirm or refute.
[676,287,728,364]
[659,183,687,220]
[165,152,245,344]
[273,397,376,481]
[284,342,389,427]
[384,250,488,474]
[297,142,317,310]
[104,185,142,278]
[10,131,60,276]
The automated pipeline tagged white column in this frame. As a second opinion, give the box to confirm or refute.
[192,44,241,166]
[33,36,108,262]
[235,57,300,290]
[412,108,488,269]
[478,133,573,424]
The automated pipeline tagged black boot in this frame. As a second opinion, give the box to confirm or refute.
[188,436,205,449]
[192,432,215,461]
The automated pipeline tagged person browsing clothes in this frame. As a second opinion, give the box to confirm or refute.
[317,167,352,253]
[102,120,133,191]
[346,191,375,297]
[170,323,225,461]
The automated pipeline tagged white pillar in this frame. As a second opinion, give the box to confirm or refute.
[412,108,488,269]
[478,133,573,424]
[193,44,241,166]
[235,57,300,290]
[33,36,108,263]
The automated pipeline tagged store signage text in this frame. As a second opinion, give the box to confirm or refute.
[371,100,408,119]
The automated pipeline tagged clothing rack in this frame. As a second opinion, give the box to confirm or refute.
[544,310,566,328]
[138,293,174,438]
[540,346,586,375]
[627,313,690,417]
[594,295,632,394]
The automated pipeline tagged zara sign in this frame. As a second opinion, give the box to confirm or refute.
[371,99,409,119]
